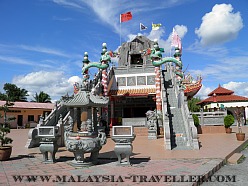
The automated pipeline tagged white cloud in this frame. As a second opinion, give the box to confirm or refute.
[188,55,248,85]
[187,41,228,57]
[195,84,212,100]
[52,0,83,9]
[0,55,36,66]
[223,81,248,97]
[19,45,70,58]
[12,71,81,101]
[174,25,188,39]
[52,0,190,37]
[195,4,243,46]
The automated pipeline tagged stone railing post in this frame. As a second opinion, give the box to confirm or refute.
[200,108,204,125]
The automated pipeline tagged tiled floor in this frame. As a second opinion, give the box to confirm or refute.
[1,126,247,186]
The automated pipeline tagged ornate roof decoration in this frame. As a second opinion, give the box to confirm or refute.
[62,85,109,107]
[183,74,202,98]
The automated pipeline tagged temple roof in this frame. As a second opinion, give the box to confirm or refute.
[62,87,109,107]
[109,88,156,96]
[184,78,202,98]
[198,95,248,105]
[207,85,234,96]
[197,85,248,105]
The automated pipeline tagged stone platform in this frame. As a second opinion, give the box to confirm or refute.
[1,126,248,185]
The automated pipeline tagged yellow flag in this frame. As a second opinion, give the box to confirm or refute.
[152,23,162,30]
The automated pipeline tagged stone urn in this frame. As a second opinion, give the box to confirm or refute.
[64,117,106,167]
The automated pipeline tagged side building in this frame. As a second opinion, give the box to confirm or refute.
[197,85,248,124]
[0,101,54,128]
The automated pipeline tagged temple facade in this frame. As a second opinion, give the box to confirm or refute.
[106,36,202,128]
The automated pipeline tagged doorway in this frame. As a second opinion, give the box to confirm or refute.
[17,115,23,127]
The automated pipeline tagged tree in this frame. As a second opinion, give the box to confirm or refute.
[32,91,52,103]
[0,83,28,102]
[0,100,15,147]
[188,97,201,112]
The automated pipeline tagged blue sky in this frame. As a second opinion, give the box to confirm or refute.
[0,0,248,101]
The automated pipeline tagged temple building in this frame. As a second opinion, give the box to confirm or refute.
[106,36,202,127]
[197,85,248,123]
[26,35,202,150]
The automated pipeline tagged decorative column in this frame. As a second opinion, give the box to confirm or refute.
[101,43,109,127]
[82,52,90,86]
[153,39,162,113]
[155,66,162,112]
[173,47,183,84]
[101,43,108,96]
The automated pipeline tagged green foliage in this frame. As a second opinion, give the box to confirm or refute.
[0,83,28,102]
[25,123,30,128]
[192,114,200,127]
[188,97,201,112]
[31,91,51,103]
[224,115,235,128]
[0,101,15,147]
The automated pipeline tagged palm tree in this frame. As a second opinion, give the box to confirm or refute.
[0,83,28,102]
[32,91,52,103]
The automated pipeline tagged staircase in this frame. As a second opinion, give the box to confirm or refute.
[161,64,199,150]
[25,103,69,148]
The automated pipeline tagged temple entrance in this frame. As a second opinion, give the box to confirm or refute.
[112,96,156,127]
[123,107,154,118]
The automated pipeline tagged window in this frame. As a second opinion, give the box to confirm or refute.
[130,54,143,65]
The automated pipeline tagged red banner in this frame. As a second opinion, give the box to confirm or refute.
[120,12,132,22]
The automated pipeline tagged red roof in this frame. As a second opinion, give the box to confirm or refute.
[0,101,54,109]
[208,85,234,96]
[197,85,248,105]
[198,95,248,105]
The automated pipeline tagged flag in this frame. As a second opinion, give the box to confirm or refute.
[120,12,132,23]
[140,23,147,31]
[171,28,182,51]
[152,23,162,30]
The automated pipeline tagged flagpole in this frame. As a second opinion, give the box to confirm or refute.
[120,14,121,47]
[170,27,174,57]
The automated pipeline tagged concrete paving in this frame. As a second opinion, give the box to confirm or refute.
[202,147,248,186]
[1,126,248,185]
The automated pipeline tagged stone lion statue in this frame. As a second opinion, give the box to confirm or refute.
[145,110,157,130]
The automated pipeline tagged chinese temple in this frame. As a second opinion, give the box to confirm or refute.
[87,35,201,150]
[27,35,202,150]
[107,36,201,127]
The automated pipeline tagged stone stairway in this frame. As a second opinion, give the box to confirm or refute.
[162,67,192,150]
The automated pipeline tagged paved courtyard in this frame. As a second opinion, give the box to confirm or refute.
[1,126,248,185]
